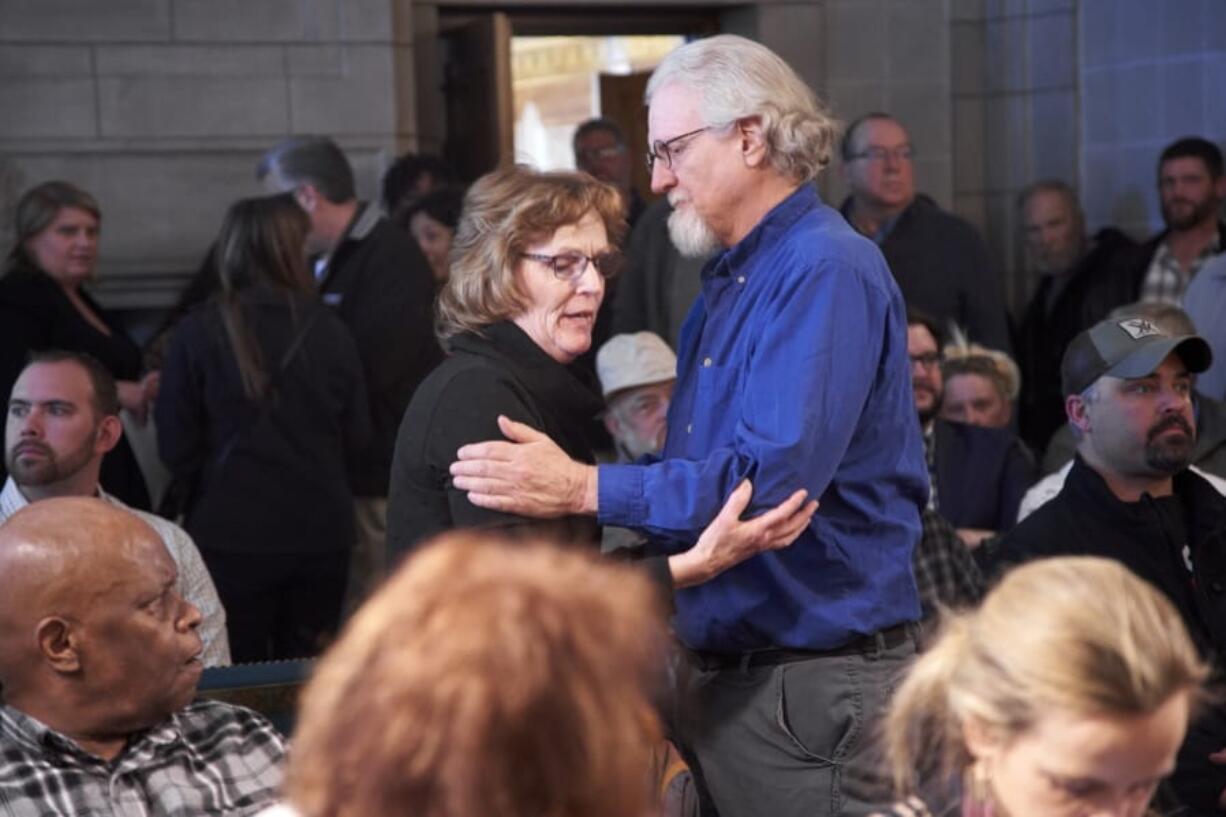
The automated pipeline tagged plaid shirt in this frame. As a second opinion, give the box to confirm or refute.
[1139,235,1221,305]
[0,479,231,667]
[0,700,285,816]
[912,508,985,616]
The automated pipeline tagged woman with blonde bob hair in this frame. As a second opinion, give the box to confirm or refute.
[877,556,1208,817]
[276,532,667,817]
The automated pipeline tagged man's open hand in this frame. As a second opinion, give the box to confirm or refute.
[670,480,818,588]
[451,415,597,518]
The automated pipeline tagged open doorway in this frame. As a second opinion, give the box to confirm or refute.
[433,8,719,185]
[511,35,682,206]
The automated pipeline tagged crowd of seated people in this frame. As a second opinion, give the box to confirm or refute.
[2,29,1226,817]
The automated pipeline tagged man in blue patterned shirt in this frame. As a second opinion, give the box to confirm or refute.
[451,35,927,817]
[0,497,285,816]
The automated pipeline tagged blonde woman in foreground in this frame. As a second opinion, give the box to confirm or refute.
[261,531,669,817]
[877,556,1208,817]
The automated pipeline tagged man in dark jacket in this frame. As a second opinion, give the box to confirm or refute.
[1014,179,1137,453]
[258,136,443,608]
[840,112,1011,353]
[988,315,1226,814]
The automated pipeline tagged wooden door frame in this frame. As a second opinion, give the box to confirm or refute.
[414,5,725,157]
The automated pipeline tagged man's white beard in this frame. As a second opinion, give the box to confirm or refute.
[668,198,720,257]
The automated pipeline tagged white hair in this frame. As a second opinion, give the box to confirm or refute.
[646,35,839,183]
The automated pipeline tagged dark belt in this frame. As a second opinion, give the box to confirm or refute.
[686,622,915,672]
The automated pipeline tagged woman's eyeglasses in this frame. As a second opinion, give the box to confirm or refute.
[522,250,623,282]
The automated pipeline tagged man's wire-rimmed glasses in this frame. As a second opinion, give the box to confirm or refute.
[645,126,714,173]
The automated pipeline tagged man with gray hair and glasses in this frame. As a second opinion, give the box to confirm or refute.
[451,35,926,817]
[840,112,1011,354]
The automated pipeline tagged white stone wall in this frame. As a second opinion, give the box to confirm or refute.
[6,0,1214,319]
[1080,0,1226,239]
[820,0,955,211]
[0,0,414,308]
[950,0,1079,312]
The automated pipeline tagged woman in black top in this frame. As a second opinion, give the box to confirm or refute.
[388,167,619,552]
[0,181,156,508]
[156,193,367,661]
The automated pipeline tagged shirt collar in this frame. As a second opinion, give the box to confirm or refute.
[1,478,110,519]
[451,321,605,423]
[0,477,28,519]
[345,201,381,243]
[315,201,381,280]
[707,184,818,281]
[0,703,183,765]
[0,704,53,755]
[1154,232,1222,267]
[869,212,902,244]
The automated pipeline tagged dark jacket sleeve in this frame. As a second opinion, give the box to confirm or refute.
[955,221,1013,355]
[976,509,1046,579]
[324,314,372,475]
[388,364,568,556]
[996,440,1037,532]
[431,369,542,529]
[612,200,670,338]
[155,316,209,477]
[935,420,1034,532]
[0,289,53,411]
[332,223,444,495]
[343,231,440,402]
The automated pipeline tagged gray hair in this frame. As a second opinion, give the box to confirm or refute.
[645,35,839,183]
[257,135,356,204]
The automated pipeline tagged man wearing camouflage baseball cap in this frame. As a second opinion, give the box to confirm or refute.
[988,314,1226,814]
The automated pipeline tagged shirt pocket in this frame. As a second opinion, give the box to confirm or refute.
[688,362,738,445]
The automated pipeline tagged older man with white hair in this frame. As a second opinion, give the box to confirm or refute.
[450,35,926,817]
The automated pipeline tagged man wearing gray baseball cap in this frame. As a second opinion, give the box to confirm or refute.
[596,331,677,463]
[988,314,1226,814]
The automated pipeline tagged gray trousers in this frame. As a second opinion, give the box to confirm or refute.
[675,630,917,817]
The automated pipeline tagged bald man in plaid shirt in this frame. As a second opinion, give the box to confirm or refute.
[0,498,284,817]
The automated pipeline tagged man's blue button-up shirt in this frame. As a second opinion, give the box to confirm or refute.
[598,184,927,653]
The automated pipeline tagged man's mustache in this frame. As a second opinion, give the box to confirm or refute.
[10,441,51,458]
[1148,414,1194,442]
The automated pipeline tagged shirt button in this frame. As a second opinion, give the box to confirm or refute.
[703,357,713,367]
[686,423,693,434]
[1212,581,1224,594]
[736,275,746,284]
